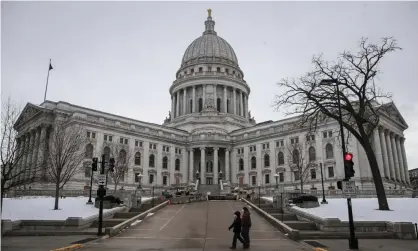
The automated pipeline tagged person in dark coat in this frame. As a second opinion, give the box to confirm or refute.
[228,211,245,249]
[241,207,251,249]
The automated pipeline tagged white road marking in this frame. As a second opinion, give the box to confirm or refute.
[159,204,185,231]
[114,236,284,241]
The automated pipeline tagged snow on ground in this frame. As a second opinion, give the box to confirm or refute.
[2,196,154,221]
[263,196,418,223]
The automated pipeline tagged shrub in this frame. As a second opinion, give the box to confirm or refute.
[95,195,123,204]
[291,195,318,204]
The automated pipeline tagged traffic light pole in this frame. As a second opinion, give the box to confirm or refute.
[336,84,358,249]
[97,154,106,236]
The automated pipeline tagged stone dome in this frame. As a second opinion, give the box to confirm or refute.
[180,10,239,68]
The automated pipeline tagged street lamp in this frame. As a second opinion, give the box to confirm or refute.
[257,182,261,208]
[274,173,279,191]
[321,79,358,249]
[151,182,155,208]
[219,170,223,183]
[87,159,97,205]
[319,162,327,204]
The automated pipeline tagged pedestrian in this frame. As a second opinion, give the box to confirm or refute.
[241,207,251,249]
[228,211,245,249]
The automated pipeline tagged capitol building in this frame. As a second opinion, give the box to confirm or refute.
[14,11,412,193]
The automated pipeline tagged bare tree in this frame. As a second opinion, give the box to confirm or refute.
[285,138,319,193]
[274,37,401,210]
[102,144,132,191]
[45,122,87,210]
[1,98,40,210]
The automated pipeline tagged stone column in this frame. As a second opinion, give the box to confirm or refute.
[214,147,219,184]
[176,91,180,117]
[223,86,228,113]
[214,85,217,111]
[385,130,395,180]
[31,129,40,179]
[25,132,33,180]
[189,149,194,182]
[171,95,175,121]
[202,85,206,109]
[400,138,410,184]
[183,88,187,115]
[391,134,400,181]
[192,86,196,113]
[243,94,247,118]
[233,88,237,115]
[373,128,384,177]
[38,125,48,178]
[225,149,230,182]
[395,136,405,183]
[379,128,390,178]
[182,148,188,183]
[200,147,206,184]
[240,91,244,117]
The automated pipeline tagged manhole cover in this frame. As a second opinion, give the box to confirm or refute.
[304,240,328,248]
[70,237,98,244]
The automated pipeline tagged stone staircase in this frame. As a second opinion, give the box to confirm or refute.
[199,184,220,196]
[254,200,394,239]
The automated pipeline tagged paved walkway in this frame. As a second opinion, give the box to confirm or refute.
[84,200,311,251]
[1,235,96,251]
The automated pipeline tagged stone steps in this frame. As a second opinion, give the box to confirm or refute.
[113,212,142,219]
[299,230,394,239]
[270,213,298,221]
[283,220,318,230]
[91,218,126,228]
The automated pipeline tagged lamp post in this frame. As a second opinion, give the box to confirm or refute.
[321,79,358,249]
[87,167,95,204]
[320,162,327,204]
[151,182,155,208]
[137,173,143,189]
[258,182,261,208]
[274,173,279,191]
[219,170,223,184]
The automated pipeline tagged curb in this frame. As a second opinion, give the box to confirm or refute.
[50,244,84,251]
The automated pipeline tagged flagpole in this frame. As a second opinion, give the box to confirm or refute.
[43,59,52,102]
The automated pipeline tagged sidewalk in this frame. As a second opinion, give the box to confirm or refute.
[1,235,98,251]
[305,239,418,251]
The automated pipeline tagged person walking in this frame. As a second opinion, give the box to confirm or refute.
[228,211,245,249]
[241,207,251,249]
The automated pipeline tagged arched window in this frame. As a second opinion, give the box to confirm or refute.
[175,158,180,171]
[292,149,299,164]
[326,144,334,159]
[85,144,93,158]
[119,149,127,164]
[227,99,230,113]
[162,156,168,169]
[278,152,284,165]
[251,156,256,169]
[189,99,193,113]
[198,98,203,112]
[239,158,244,171]
[149,154,155,167]
[309,146,316,162]
[135,152,141,165]
[206,161,213,173]
[264,154,270,167]
[217,98,221,112]
[104,146,110,163]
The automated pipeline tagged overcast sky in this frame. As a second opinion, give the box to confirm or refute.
[2,1,417,171]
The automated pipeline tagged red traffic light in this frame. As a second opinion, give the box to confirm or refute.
[345,152,353,161]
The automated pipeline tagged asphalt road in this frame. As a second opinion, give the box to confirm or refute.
[84,200,310,251]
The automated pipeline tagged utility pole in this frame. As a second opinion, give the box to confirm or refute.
[96,154,115,236]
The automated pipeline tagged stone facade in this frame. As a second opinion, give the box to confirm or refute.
[13,11,412,192]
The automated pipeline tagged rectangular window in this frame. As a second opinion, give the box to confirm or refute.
[149,143,157,150]
[120,138,123,144]
[92,132,96,139]
[104,134,113,142]
[135,140,143,147]
[109,135,112,142]
[328,131,332,138]
[251,176,256,186]
[328,166,334,178]
[294,171,300,181]
[104,135,107,141]
[163,176,168,186]
[178,149,181,154]
[279,173,284,182]
[124,138,128,145]
[135,173,140,183]
[311,169,316,179]
[306,135,315,142]
[323,131,327,138]
[149,174,154,184]
[265,174,270,184]
[87,131,91,138]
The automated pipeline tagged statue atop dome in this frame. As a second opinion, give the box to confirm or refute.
[207,8,212,17]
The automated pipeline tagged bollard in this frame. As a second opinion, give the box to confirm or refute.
[415,223,418,240]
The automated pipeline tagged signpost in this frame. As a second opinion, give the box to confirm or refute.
[342,181,357,198]
[97,174,106,186]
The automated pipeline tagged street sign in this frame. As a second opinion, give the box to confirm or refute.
[342,181,357,198]
[97,174,106,185]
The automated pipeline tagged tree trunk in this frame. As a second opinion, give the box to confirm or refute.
[363,141,390,210]
[1,182,5,213]
[54,180,60,210]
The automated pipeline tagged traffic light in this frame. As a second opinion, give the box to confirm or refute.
[109,158,115,172]
[344,152,355,180]
[92,157,98,171]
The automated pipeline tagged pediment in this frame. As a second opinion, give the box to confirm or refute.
[14,103,45,129]
[380,102,408,129]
